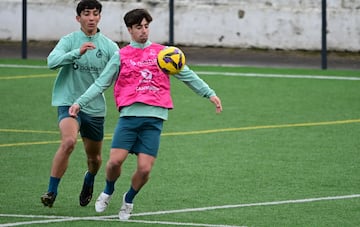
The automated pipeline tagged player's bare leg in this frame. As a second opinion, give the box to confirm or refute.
[119,153,156,220]
[79,138,102,206]
[41,117,79,207]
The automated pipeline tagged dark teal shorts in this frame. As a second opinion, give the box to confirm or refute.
[111,116,164,157]
[57,106,104,141]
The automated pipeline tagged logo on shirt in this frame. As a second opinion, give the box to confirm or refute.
[73,63,79,70]
[140,69,152,81]
[136,69,159,92]
[129,59,157,67]
[96,49,103,58]
[72,62,102,73]
[130,59,137,66]
[149,49,157,56]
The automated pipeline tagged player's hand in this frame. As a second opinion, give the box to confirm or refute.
[79,42,96,55]
[69,103,81,118]
[210,96,223,114]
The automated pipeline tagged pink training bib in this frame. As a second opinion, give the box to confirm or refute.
[114,43,173,110]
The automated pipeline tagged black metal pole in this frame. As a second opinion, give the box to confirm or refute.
[321,0,327,69]
[22,0,27,59]
[169,0,174,45]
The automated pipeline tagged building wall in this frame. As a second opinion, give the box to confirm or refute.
[1,0,359,51]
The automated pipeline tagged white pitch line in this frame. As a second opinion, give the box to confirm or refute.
[122,219,245,227]
[1,63,359,81]
[0,214,69,219]
[0,216,243,227]
[0,64,47,69]
[197,71,360,81]
[131,194,360,217]
[1,194,359,227]
[0,218,77,227]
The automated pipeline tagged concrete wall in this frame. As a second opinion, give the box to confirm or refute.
[1,0,359,51]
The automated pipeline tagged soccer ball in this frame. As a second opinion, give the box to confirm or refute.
[157,46,186,75]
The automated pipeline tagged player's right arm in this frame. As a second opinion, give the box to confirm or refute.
[47,36,82,70]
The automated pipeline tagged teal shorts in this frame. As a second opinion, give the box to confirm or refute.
[111,116,164,157]
[57,106,104,141]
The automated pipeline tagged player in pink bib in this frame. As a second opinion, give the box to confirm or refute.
[114,43,173,110]
[69,8,222,220]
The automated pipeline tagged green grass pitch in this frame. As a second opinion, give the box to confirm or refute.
[0,59,359,226]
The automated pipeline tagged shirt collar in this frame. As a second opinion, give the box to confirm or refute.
[130,40,152,49]
[80,28,100,39]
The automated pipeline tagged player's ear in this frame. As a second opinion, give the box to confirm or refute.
[76,15,81,22]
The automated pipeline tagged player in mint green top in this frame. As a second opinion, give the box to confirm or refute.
[69,9,222,220]
[41,0,119,208]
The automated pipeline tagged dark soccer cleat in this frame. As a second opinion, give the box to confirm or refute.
[79,181,93,207]
[41,192,56,208]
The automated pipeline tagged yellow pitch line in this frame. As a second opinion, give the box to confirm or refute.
[1,119,360,148]
[0,129,113,137]
[0,74,56,80]
[161,119,360,136]
[0,137,114,148]
[0,129,59,134]
[0,140,61,147]
[0,137,117,148]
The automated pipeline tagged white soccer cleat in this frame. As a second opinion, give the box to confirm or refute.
[95,192,112,213]
[118,193,133,221]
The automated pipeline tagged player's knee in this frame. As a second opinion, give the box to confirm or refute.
[108,151,126,167]
[88,154,102,167]
[107,158,122,170]
[60,137,77,152]
[137,165,152,178]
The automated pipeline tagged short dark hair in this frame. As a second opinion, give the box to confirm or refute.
[123,9,153,28]
[76,0,102,16]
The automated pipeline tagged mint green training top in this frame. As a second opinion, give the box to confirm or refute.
[48,29,119,117]
[74,40,216,120]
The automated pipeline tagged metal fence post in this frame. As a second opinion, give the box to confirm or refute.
[321,0,327,69]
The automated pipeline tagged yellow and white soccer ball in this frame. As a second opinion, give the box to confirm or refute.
[157,46,186,75]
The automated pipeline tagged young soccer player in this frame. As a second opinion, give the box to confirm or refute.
[69,8,222,220]
[41,0,119,208]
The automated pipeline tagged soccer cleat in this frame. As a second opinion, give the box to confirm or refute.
[95,192,112,212]
[118,193,133,221]
[41,192,56,208]
[79,180,93,207]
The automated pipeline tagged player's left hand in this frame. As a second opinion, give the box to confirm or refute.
[69,103,81,118]
[210,96,223,114]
